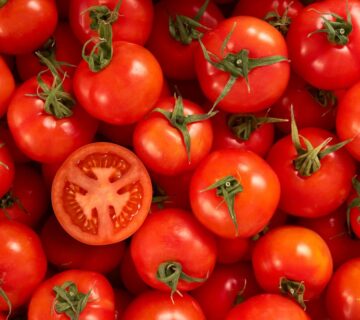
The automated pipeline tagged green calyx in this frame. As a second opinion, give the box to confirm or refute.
[0,286,12,320]
[228,113,287,141]
[264,2,293,35]
[156,261,206,300]
[279,277,306,310]
[53,281,91,320]
[290,106,350,177]
[347,176,360,238]
[307,86,337,107]
[0,0,8,8]
[202,175,243,235]
[308,4,352,46]
[152,94,217,162]
[151,184,169,210]
[169,0,210,45]
[82,0,122,72]
[0,190,28,220]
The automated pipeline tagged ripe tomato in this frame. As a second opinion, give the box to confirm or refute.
[0,56,15,118]
[131,208,217,294]
[0,122,29,163]
[347,177,360,238]
[226,294,310,320]
[28,270,115,320]
[0,164,48,228]
[51,142,152,245]
[190,149,280,238]
[195,16,290,113]
[0,141,14,198]
[252,226,333,303]
[287,0,360,90]
[56,0,70,20]
[0,220,47,312]
[74,41,163,125]
[147,0,224,80]
[123,291,205,320]
[215,236,252,264]
[326,258,360,320]
[0,0,58,54]
[114,289,132,320]
[41,216,126,273]
[70,0,153,46]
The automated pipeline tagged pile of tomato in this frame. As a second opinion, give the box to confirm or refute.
[0,0,360,319]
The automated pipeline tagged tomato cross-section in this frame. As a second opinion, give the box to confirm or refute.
[52,142,152,245]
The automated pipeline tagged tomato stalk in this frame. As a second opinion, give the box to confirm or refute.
[202,175,243,236]
[0,0,7,8]
[0,143,9,170]
[307,86,337,108]
[156,261,206,300]
[264,2,293,35]
[346,177,360,238]
[0,286,11,320]
[279,277,306,310]
[53,281,91,320]
[0,190,28,220]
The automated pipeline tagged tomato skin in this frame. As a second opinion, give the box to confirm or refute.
[226,294,310,320]
[0,56,15,118]
[326,258,360,320]
[266,128,356,218]
[114,289,132,320]
[348,192,360,238]
[56,0,71,20]
[215,236,252,264]
[0,220,47,312]
[0,0,58,55]
[74,41,163,125]
[131,208,217,292]
[0,142,14,198]
[133,97,213,176]
[41,216,126,273]
[252,226,333,300]
[195,16,290,113]
[190,149,280,238]
[52,142,153,245]
[287,0,360,90]
[123,291,205,320]
[28,270,115,320]
[147,0,224,80]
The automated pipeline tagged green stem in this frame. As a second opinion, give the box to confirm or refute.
[279,277,306,310]
[264,1,293,35]
[307,87,337,107]
[347,176,360,237]
[0,191,28,218]
[0,286,11,320]
[0,0,8,8]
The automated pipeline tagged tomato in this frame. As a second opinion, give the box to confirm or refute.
[252,226,333,303]
[0,0,58,55]
[347,177,360,238]
[0,142,14,199]
[226,294,310,320]
[287,0,360,90]
[114,289,132,320]
[0,56,15,118]
[70,0,153,46]
[190,149,280,238]
[266,128,356,218]
[51,142,152,245]
[336,81,360,161]
[215,236,252,264]
[28,270,115,320]
[7,75,98,164]
[16,22,82,81]
[194,16,290,113]
[147,0,224,80]
[305,295,330,320]
[326,258,360,320]
[192,262,261,320]
[0,220,47,312]
[123,291,205,320]
[0,122,29,163]
[41,161,62,189]
[74,41,163,125]
[41,215,126,273]
[133,96,213,176]
[0,164,48,228]
[56,0,70,20]
[131,208,217,294]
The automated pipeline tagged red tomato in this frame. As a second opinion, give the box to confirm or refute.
[192,262,261,320]
[70,0,153,46]
[41,161,62,189]
[56,0,70,20]
[0,56,15,118]
[0,0,58,54]
[0,122,29,163]
[195,16,290,113]
[28,270,115,320]
[51,142,152,245]
[266,128,356,218]
[7,76,98,164]
[0,142,14,198]
[0,164,48,228]
[123,291,205,320]
[252,226,333,302]
[0,220,47,312]
[226,294,310,320]
[190,149,280,238]
[215,236,252,264]
[305,295,330,320]
[16,22,82,81]
[131,208,217,294]
[326,258,360,320]
[74,41,163,125]
[133,96,214,176]
[114,289,132,320]
[287,0,360,90]
[336,81,360,161]
[147,0,224,80]
[347,178,360,238]
[41,216,126,273]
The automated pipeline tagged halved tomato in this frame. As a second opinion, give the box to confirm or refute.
[51,142,152,245]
